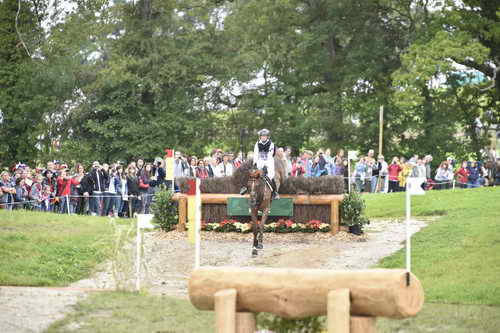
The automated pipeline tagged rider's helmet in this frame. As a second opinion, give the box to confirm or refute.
[258,128,270,137]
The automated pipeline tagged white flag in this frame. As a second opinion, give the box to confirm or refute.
[408,177,426,196]
[348,150,359,160]
[137,214,156,229]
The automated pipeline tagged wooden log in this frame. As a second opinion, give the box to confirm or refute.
[189,267,424,319]
[350,316,376,333]
[331,200,340,234]
[215,289,237,333]
[235,312,256,333]
[177,196,187,231]
[327,289,350,333]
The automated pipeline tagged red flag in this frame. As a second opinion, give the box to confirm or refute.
[164,149,174,158]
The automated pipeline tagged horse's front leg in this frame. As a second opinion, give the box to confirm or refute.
[257,207,270,250]
[251,208,259,256]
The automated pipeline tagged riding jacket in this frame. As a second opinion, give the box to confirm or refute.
[253,139,276,179]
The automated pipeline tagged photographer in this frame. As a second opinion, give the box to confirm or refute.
[152,157,166,190]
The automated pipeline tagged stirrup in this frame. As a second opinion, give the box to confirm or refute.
[240,187,248,195]
[272,191,280,200]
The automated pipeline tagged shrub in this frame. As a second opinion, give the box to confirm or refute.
[150,185,178,231]
[257,313,325,332]
[341,190,370,228]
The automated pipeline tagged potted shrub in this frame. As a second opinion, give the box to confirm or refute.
[340,190,370,235]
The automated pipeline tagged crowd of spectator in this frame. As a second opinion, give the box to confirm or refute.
[1,147,498,216]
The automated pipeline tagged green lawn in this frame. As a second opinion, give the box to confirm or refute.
[0,209,129,286]
[4,188,499,332]
[364,187,500,305]
[44,291,215,333]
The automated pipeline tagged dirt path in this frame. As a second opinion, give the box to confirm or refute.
[0,218,431,332]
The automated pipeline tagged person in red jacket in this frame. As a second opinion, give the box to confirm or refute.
[57,168,80,214]
[455,161,470,189]
[387,157,402,193]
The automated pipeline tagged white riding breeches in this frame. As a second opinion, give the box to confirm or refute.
[256,158,275,179]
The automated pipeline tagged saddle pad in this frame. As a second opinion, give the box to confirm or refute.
[227,197,293,216]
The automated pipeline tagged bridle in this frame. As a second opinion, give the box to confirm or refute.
[248,168,262,208]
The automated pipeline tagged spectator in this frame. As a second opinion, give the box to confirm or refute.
[195,160,209,179]
[126,165,140,217]
[455,161,469,189]
[89,161,106,216]
[216,153,234,177]
[187,156,197,177]
[103,166,120,217]
[388,157,402,193]
[139,163,153,214]
[284,147,293,177]
[435,161,451,190]
[467,161,480,188]
[116,165,128,217]
[41,185,52,212]
[57,168,80,214]
[354,156,367,192]
[291,158,306,177]
[30,174,44,211]
[14,178,28,209]
[312,153,328,177]
[152,157,166,190]
[136,159,145,176]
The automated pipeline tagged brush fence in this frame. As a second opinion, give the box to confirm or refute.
[172,193,343,234]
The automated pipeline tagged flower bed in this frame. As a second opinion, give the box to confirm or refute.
[202,219,331,233]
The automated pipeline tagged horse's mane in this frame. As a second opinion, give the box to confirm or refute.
[232,159,253,188]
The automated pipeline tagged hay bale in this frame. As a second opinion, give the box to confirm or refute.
[280,176,344,195]
[177,166,344,195]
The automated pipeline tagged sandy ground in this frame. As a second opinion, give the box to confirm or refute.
[0,218,430,333]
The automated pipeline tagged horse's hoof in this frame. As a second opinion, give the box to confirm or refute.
[252,249,258,256]
[257,244,263,249]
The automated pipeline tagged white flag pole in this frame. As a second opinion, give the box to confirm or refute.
[405,181,411,286]
[135,216,141,291]
[194,178,201,269]
[348,158,351,193]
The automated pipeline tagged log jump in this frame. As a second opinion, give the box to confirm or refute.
[188,267,424,333]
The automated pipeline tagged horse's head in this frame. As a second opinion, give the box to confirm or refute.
[248,166,262,207]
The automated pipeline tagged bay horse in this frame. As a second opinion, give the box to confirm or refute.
[247,159,285,256]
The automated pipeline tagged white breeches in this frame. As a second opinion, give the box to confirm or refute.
[256,159,275,179]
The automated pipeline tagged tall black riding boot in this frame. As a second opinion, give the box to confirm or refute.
[271,179,280,200]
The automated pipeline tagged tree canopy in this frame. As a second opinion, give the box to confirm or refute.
[0,0,498,167]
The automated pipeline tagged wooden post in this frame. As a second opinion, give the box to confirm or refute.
[327,289,350,333]
[379,105,384,157]
[330,200,340,234]
[177,196,187,231]
[350,316,376,333]
[236,312,256,333]
[214,289,237,333]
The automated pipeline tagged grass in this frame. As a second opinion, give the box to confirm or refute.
[377,303,500,333]
[44,291,214,333]
[0,209,129,286]
[363,187,500,305]
[6,188,500,332]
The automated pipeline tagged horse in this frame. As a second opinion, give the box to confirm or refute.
[247,158,285,256]
[247,166,272,256]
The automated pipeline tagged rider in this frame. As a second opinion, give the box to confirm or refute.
[240,129,279,199]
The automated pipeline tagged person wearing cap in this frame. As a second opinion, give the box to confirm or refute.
[240,129,279,199]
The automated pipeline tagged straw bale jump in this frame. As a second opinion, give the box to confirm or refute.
[188,267,424,333]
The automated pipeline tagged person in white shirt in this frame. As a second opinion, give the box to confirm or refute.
[216,153,234,177]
